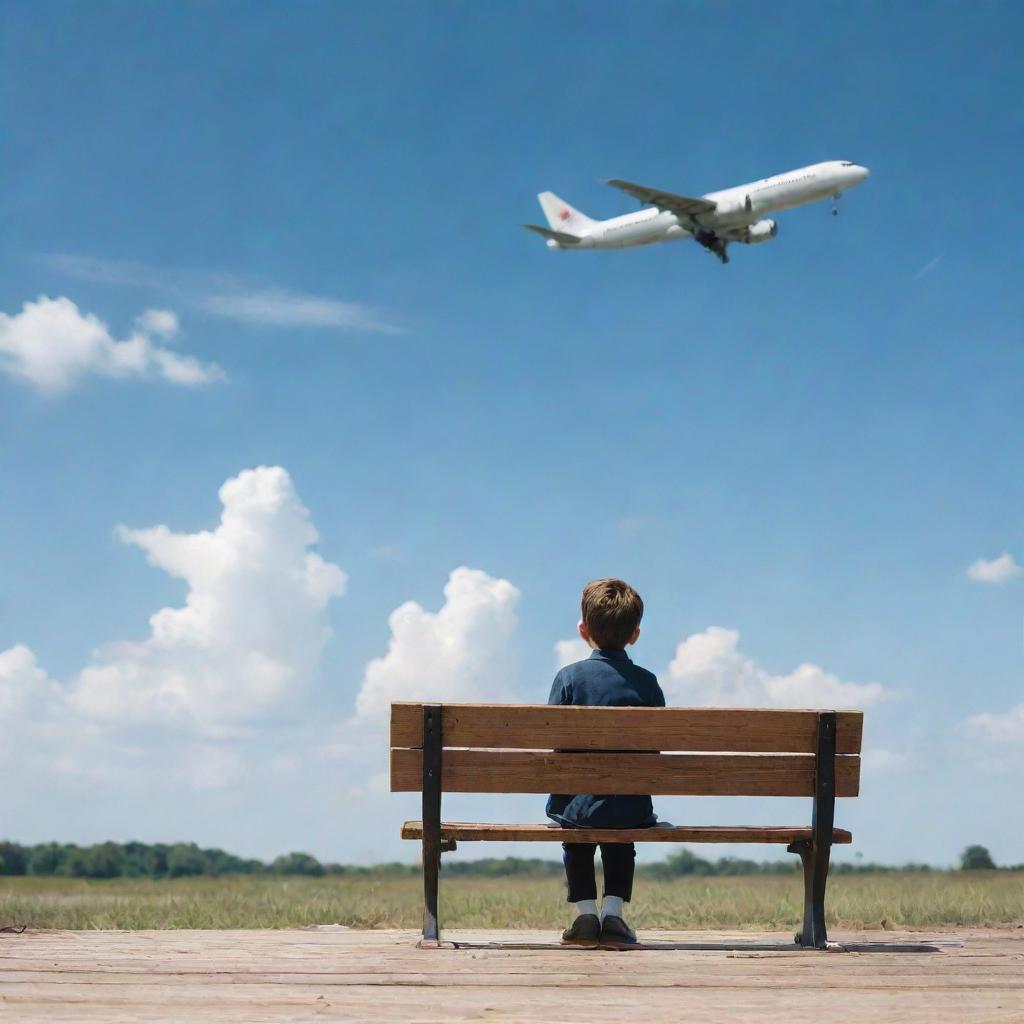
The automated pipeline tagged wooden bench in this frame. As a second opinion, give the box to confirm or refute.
[391,701,863,949]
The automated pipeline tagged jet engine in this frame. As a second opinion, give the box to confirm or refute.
[736,219,777,244]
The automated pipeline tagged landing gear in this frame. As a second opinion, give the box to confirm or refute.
[696,229,730,264]
[831,192,841,216]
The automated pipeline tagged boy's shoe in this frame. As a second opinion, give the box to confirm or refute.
[600,915,639,949]
[561,913,600,947]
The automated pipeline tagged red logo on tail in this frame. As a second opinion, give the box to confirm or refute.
[560,209,571,221]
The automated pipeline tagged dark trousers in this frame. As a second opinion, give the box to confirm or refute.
[562,842,636,903]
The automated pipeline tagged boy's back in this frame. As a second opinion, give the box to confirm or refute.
[546,646,665,829]
[548,647,664,710]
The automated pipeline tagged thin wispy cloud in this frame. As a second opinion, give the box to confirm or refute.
[202,290,392,331]
[35,253,398,333]
[911,255,942,281]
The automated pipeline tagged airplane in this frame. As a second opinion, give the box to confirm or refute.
[523,160,870,264]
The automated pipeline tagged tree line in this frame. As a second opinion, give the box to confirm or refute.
[0,841,335,880]
[0,840,1014,880]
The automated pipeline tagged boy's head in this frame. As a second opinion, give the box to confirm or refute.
[578,578,643,650]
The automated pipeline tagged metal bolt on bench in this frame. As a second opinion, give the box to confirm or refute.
[391,702,862,949]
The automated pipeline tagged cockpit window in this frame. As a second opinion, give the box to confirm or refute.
[841,161,854,167]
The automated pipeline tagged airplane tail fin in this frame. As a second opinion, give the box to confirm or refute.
[537,191,596,235]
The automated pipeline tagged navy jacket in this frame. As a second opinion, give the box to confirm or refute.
[545,647,666,829]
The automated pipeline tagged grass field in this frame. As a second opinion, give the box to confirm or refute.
[1,871,1021,931]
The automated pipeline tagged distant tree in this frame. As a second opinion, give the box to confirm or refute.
[120,841,157,878]
[59,846,90,877]
[81,842,124,879]
[270,852,325,877]
[444,857,561,878]
[203,846,261,876]
[27,843,65,876]
[166,843,207,878]
[148,844,170,878]
[0,841,28,875]
[960,845,996,870]
[642,848,713,879]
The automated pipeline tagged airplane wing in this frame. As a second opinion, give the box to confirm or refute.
[606,179,717,219]
[523,223,583,245]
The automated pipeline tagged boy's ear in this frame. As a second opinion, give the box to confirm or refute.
[577,620,589,643]
[628,626,641,645]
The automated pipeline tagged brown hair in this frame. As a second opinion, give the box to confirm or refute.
[581,578,644,649]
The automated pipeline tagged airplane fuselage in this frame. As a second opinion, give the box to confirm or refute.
[557,161,869,251]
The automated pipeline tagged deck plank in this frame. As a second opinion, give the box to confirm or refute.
[0,928,1020,1023]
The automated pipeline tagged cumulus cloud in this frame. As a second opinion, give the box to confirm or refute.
[0,645,104,780]
[554,637,591,669]
[663,626,890,708]
[70,467,346,731]
[0,644,67,742]
[355,567,519,718]
[2,464,345,778]
[0,646,262,790]
[0,296,222,393]
[966,553,1021,584]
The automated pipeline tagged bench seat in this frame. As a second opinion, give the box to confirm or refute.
[401,821,853,844]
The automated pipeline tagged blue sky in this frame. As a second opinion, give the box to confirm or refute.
[1,1,1022,867]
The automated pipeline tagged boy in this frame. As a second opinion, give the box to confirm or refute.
[546,578,666,949]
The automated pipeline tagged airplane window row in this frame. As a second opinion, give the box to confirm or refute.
[753,172,815,193]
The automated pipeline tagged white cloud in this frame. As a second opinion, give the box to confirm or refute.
[964,704,1024,745]
[0,644,67,735]
[911,255,942,281]
[861,748,911,774]
[554,637,591,669]
[0,645,108,781]
[36,254,181,290]
[355,567,519,718]
[966,553,1021,584]
[37,254,396,332]
[1,466,347,794]
[202,290,394,331]
[663,626,890,708]
[135,308,179,338]
[0,296,222,393]
[70,466,346,731]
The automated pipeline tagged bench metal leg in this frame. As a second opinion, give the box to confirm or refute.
[420,704,443,946]
[788,838,831,948]
[788,710,837,950]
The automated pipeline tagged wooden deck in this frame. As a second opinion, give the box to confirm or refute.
[0,927,1021,1022]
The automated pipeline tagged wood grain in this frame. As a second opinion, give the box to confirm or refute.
[399,822,854,844]
[390,748,861,797]
[390,703,864,754]
[0,928,1018,1024]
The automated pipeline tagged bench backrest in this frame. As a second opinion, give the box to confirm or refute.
[390,703,863,798]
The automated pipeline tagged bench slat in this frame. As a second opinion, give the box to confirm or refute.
[390,748,860,798]
[399,821,854,844]
[390,703,863,754]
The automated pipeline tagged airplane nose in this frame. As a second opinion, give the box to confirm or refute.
[855,164,870,182]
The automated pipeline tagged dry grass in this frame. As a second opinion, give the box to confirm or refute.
[1,871,1021,931]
